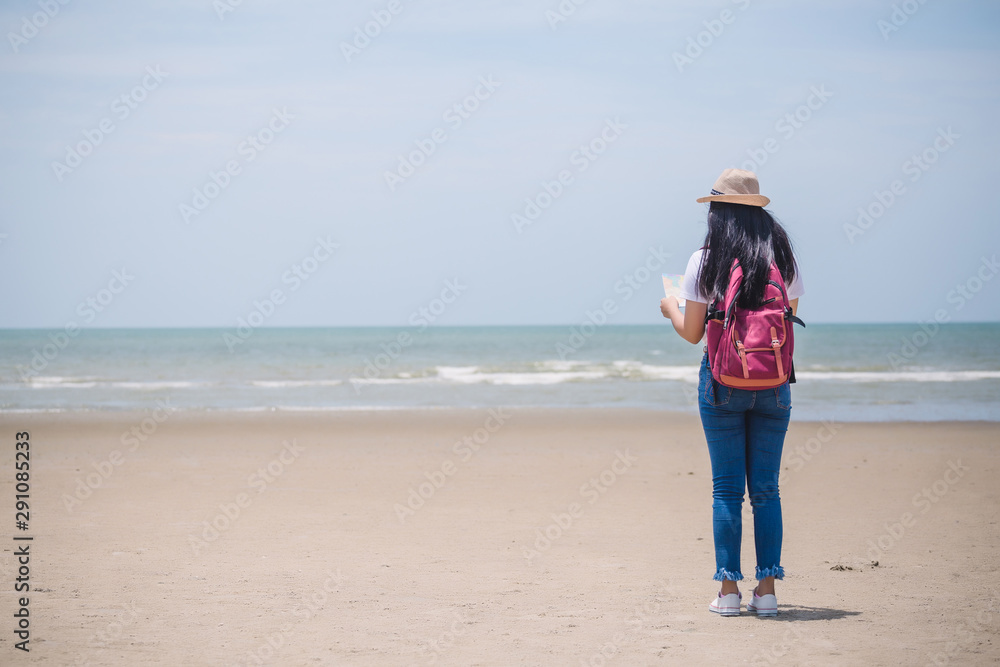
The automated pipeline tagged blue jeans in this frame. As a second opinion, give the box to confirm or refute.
[697,352,790,582]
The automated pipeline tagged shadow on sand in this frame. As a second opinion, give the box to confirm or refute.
[764,605,861,621]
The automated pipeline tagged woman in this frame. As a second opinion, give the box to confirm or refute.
[660,168,803,617]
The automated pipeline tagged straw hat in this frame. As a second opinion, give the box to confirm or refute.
[696,168,770,207]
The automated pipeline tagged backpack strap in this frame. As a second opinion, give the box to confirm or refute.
[769,261,803,383]
[704,258,743,325]
[768,262,806,328]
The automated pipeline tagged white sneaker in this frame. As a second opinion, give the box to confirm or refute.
[747,588,777,617]
[709,591,741,616]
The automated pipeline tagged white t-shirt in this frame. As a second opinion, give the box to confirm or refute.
[678,249,805,304]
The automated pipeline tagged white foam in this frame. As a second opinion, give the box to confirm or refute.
[110,381,204,390]
[351,366,610,386]
[250,380,343,388]
[272,405,450,412]
[26,377,204,390]
[612,360,642,370]
[797,370,1000,382]
[480,371,608,385]
[28,376,98,388]
[435,366,607,385]
[632,364,701,382]
[27,376,85,384]
[435,366,481,381]
[533,359,593,372]
[348,377,421,385]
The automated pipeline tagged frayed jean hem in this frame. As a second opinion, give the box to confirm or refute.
[712,568,744,582]
[755,565,785,580]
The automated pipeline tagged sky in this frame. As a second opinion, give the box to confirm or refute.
[1,0,999,328]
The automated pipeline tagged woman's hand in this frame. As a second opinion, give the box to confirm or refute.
[660,296,679,318]
[663,298,707,344]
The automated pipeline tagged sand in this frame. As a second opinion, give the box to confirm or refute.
[0,408,998,666]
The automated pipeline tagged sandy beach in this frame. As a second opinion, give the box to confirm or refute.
[1,408,998,665]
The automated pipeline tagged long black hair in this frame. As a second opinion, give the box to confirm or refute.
[698,202,797,309]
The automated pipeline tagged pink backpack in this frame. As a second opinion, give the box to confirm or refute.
[705,259,804,390]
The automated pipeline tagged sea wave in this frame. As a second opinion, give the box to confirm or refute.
[110,381,206,390]
[20,377,342,390]
[436,365,608,385]
[796,370,1000,382]
[412,365,1000,385]
[24,377,211,390]
[249,380,344,388]
[27,376,100,388]
[611,361,700,382]
[12,366,1000,392]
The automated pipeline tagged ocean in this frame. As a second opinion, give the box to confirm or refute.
[1,324,998,421]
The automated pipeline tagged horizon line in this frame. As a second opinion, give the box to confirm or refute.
[1,321,998,331]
